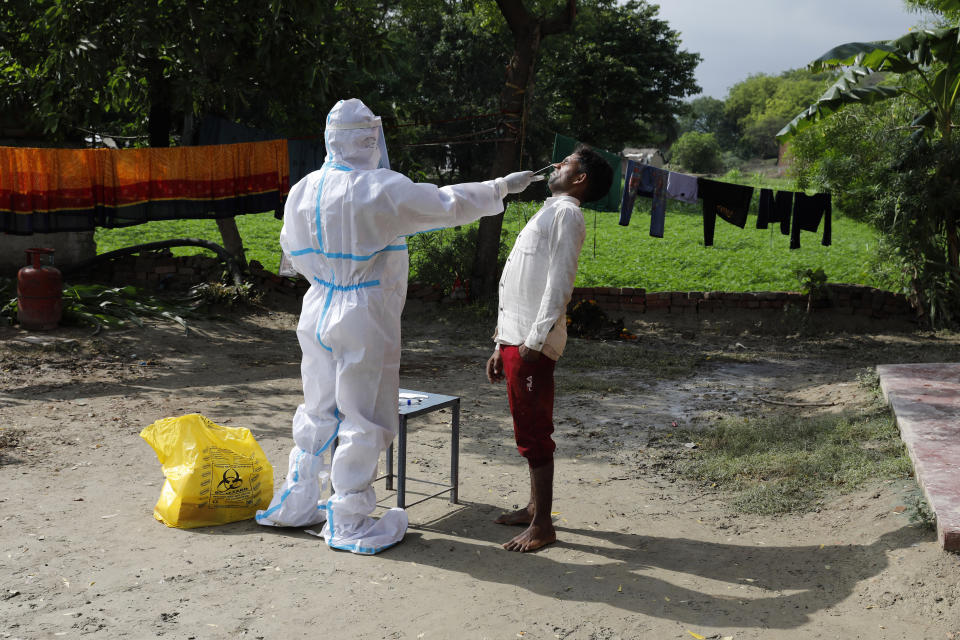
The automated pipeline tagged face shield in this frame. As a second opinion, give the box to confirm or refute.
[324,99,391,171]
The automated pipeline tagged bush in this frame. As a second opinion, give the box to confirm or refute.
[786,85,960,327]
[407,226,506,296]
[670,131,724,174]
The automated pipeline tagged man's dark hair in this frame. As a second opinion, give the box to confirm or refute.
[574,144,615,204]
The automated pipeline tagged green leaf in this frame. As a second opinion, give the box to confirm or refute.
[810,28,960,75]
[777,69,902,140]
[809,41,907,73]
[913,109,937,129]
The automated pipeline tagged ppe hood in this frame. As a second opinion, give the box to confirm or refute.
[324,98,390,170]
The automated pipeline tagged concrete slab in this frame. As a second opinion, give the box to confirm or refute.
[877,363,960,551]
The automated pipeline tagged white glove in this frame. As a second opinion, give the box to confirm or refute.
[499,171,534,195]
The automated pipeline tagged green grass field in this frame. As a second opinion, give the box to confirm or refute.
[94,215,286,273]
[506,197,890,291]
[95,178,895,292]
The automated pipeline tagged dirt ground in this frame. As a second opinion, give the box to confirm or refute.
[2,296,959,640]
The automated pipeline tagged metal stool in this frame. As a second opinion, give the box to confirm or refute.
[384,389,460,508]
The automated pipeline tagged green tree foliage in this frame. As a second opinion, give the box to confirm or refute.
[2,0,699,166]
[531,0,700,155]
[669,131,723,174]
[380,4,510,181]
[380,0,701,297]
[675,96,738,150]
[877,139,960,326]
[0,0,394,144]
[383,0,700,182]
[787,88,913,221]
[904,0,960,21]
[723,70,833,158]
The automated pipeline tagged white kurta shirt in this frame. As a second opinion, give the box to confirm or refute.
[495,195,585,360]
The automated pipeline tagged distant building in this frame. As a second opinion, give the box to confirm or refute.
[778,142,792,172]
[622,147,666,168]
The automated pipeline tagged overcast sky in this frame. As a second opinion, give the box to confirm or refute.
[651,0,936,99]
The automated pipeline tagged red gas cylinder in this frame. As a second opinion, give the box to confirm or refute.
[17,248,63,330]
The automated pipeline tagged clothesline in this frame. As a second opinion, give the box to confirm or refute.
[3,119,831,245]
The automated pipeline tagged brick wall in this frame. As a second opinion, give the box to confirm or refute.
[69,253,917,322]
[74,250,230,290]
[567,284,914,320]
[73,251,310,295]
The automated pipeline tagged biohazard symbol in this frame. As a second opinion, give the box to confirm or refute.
[216,468,243,492]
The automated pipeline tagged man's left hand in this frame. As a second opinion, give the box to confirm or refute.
[518,345,541,363]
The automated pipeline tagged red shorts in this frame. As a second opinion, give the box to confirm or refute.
[500,345,556,468]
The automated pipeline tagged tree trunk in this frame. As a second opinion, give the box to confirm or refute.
[147,60,172,149]
[470,0,576,300]
[215,217,248,271]
[948,218,959,274]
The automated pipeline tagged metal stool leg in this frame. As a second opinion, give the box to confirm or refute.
[397,415,407,509]
[450,399,459,504]
[385,441,394,491]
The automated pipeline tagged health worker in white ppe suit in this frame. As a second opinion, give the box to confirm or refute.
[256,98,534,554]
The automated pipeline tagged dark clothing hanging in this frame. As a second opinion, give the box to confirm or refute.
[618,161,667,236]
[618,160,644,226]
[790,192,832,249]
[647,166,668,238]
[698,177,754,247]
[757,188,793,235]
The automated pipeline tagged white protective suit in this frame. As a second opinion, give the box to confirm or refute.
[257,99,519,554]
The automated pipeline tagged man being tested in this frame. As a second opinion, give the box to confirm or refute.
[486,145,613,552]
[258,98,534,554]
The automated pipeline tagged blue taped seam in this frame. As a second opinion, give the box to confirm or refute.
[315,408,343,512]
[312,277,381,291]
[314,165,331,251]
[287,160,407,260]
[255,448,305,522]
[289,245,407,260]
[256,409,341,524]
[316,286,336,352]
[315,163,351,253]
[314,408,341,456]
[312,277,379,351]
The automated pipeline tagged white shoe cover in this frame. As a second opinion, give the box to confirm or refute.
[255,446,329,527]
[321,506,408,554]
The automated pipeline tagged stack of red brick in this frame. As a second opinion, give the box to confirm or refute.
[82,251,226,289]
[567,284,914,320]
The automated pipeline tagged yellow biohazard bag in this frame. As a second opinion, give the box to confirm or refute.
[140,414,273,528]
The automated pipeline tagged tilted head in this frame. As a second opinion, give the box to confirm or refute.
[547,144,614,204]
[324,98,390,170]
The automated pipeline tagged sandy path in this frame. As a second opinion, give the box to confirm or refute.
[1,303,958,639]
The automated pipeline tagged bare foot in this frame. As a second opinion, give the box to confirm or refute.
[494,505,533,526]
[502,522,556,552]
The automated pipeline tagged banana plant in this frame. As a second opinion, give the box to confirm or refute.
[778,17,960,323]
[776,25,960,142]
